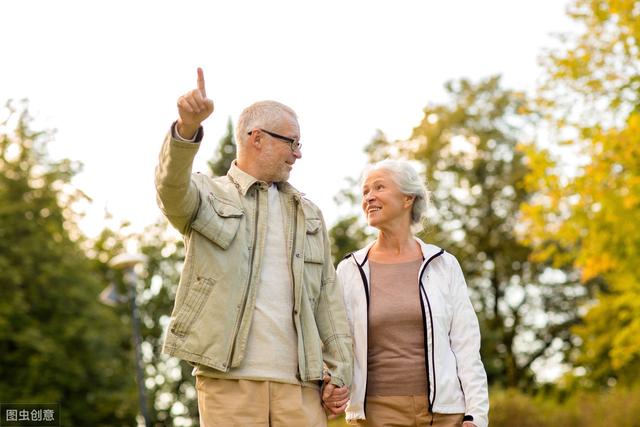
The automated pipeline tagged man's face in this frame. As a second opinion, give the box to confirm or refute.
[259,115,301,183]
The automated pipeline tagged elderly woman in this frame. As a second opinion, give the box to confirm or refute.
[335,160,489,427]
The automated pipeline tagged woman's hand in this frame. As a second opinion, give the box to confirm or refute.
[321,374,349,418]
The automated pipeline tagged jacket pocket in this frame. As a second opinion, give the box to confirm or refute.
[171,276,216,337]
[303,218,324,264]
[191,193,243,249]
[303,218,324,303]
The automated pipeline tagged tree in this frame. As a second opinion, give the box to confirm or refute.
[538,0,640,128]
[329,215,371,265]
[208,117,236,177]
[87,217,197,427]
[361,77,585,389]
[522,0,640,387]
[137,221,198,426]
[0,100,138,426]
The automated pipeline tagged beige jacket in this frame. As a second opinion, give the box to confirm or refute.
[155,126,353,387]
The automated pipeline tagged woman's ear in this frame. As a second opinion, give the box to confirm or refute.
[404,195,416,208]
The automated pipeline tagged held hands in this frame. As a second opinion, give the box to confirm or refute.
[176,67,214,139]
[321,373,349,419]
[320,373,475,426]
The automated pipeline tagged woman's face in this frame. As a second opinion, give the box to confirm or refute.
[361,169,414,230]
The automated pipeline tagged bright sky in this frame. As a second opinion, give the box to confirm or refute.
[2,0,573,237]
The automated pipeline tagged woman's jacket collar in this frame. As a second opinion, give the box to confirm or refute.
[348,237,443,266]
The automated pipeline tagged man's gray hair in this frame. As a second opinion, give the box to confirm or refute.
[235,100,298,147]
[362,159,430,233]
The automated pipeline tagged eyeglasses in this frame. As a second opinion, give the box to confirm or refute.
[248,128,301,152]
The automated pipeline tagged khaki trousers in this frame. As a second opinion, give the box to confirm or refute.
[359,395,464,427]
[196,376,327,427]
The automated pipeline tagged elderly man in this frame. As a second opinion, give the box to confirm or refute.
[155,68,352,426]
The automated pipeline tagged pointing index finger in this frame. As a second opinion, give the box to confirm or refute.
[197,67,206,97]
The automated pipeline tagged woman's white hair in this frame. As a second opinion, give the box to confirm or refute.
[235,100,298,147]
[362,159,430,233]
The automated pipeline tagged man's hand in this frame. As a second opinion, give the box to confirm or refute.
[321,374,349,419]
[176,67,214,139]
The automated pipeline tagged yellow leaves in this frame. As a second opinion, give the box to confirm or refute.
[525,111,640,380]
[609,0,640,31]
[529,242,557,264]
[608,293,640,370]
[610,321,640,370]
[607,269,639,293]
[579,253,617,282]
[530,0,640,384]
[622,190,639,209]
[518,143,558,193]
[571,290,640,380]
[524,111,640,281]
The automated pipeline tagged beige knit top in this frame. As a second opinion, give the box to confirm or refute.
[367,259,429,396]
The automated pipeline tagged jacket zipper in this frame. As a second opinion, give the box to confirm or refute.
[226,187,260,367]
[290,196,305,380]
[351,250,371,413]
[418,249,444,419]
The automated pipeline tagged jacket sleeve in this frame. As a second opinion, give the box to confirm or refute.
[315,211,354,388]
[448,255,489,427]
[154,122,204,234]
[336,261,355,341]
[337,260,366,424]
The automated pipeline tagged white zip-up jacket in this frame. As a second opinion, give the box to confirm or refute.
[337,239,489,427]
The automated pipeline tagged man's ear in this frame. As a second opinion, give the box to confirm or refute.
[248,130,262,149]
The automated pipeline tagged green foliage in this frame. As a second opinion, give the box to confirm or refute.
[208,117,236,177]
[329,175,373,266]
[89,217,199,426]
[0,100,138,425]
[329,215,372,266]
[137,220,197,426]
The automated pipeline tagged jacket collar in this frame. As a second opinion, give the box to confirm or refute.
[227,160,302,198]
[350,237,442,266]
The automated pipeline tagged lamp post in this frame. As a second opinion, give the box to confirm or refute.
[102,253,151,427]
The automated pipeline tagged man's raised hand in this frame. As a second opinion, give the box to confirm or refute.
[176,67,215,139]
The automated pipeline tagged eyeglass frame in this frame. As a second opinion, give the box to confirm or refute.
[248,128,301,152]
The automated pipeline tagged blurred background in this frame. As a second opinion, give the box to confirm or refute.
[1,0,639,426]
